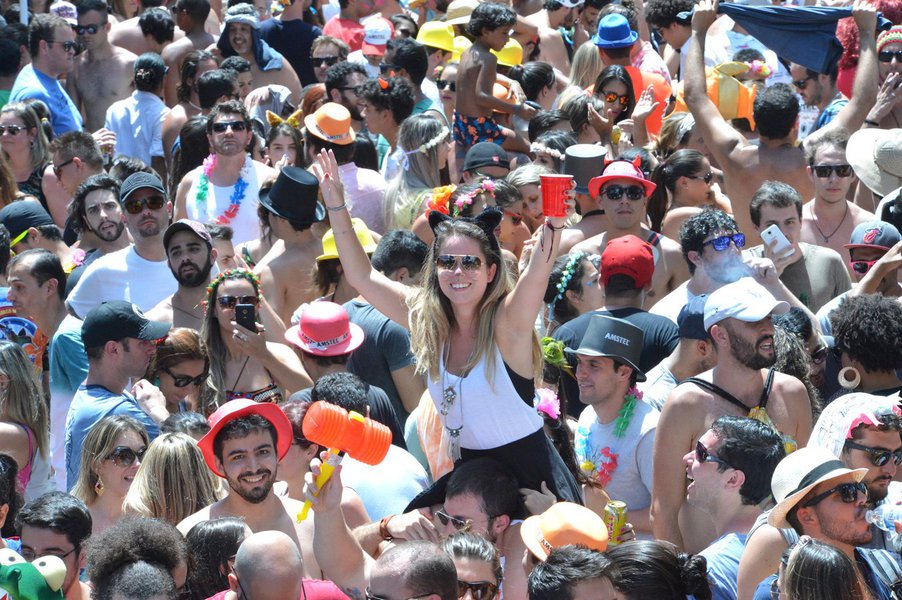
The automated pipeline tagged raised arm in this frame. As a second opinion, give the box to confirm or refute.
[683,0,747,168]
[312,150,412,328]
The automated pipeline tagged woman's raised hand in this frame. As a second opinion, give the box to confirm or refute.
[312,149,346,209]
[631,85,660,123]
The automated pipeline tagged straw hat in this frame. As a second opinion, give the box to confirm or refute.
[847,128,902,197]
[446,0,480,25]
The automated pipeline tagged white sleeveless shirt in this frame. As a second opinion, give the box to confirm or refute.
[185,155,266,245]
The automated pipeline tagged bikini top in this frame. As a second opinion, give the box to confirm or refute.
[684,368,798,453]
[226,382,283,404]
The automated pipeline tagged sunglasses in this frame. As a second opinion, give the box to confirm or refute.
[845,440,902,467]
[0,125,24,136]
[337,85,361,94]
[879,50,902,63]
[435,254,483,271]
[603,91,629,106]
[123,194,166,214]
[687,171,714,184]
[802,481,867,508]
[457,581,498,600]
[504,209,523,226]
[812,164,853,178]
[695,440,733,469]
[436,79,456,92]
[792,75,813,89]
[809,345,828,365]
[74,22,106,35]
[364,588,435,600]
[379,62,399,75]
[312,55,339,67]
[49,40,78,53]
[211,120,248,133]
[435,509,471,531]
[162,366,207,388]
[52,157,75,177]
[602,184,645,201]
[106,445,146,467]
[849,259,878,274]
[703,233,746,251]
[216,295,258,309]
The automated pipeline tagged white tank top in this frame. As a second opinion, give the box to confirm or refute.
[427,345,543,450]
[185,155,265,245]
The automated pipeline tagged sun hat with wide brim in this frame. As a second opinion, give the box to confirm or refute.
[847,127,902,197]
[520,501,608,561]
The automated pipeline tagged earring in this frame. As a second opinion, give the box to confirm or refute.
[95,475,104,496]
[838,366,861,390]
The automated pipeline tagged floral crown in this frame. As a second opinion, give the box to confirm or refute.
[202,268,262,311]
[530,142,563,160]
[401,126,450,170]
[429,179,496,217]
[551,252,585,305]
[744,60,772,79]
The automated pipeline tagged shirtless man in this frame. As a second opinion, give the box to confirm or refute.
[109,0,182,56]
[684,0,878,246]
[162,0,215,106]
[181,400,322,579]
[523,0,580,75]
[218,4,302,105]
[650,278,813,552]
[66,0,137,132]
[800,129,876,275]
[161,50,218,158]
[147,220,215,330]
[572,159,689,308]
[253,167,326,324]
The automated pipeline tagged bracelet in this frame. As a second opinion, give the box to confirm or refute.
[864,118,880,127]
[379,515,395,541]
[327,203,347,213]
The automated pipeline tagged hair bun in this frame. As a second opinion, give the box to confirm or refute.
[678,552,712,600]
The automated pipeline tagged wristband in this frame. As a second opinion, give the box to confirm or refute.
[327,203,347,212]
[379,515,395,541]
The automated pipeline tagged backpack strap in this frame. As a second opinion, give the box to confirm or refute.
[682,377,752,412]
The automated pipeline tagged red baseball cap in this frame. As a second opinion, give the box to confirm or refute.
[198,399,293,478]
[601,235,654,288]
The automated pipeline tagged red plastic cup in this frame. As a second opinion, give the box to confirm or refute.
[540,174,573,218]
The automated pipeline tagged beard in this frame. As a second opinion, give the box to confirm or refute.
[815,504,873,547]
[728,330,776,370]
[225,467,276,504]
[92,220,126,242]
[173,256,213,287]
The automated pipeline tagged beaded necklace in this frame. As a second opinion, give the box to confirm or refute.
[195,154,250,226]
[574,386,641,487]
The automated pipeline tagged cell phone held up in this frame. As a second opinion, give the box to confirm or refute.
[235,303,256,333]
[760,224,794,259]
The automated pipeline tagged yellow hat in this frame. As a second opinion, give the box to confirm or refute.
[417,21,455,53]
[672,62,757,130]
[317,218,377,261]
[446,0,479,25]
[491,38,523,67]
[451,36,472,62]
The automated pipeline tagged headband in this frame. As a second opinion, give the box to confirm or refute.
[530,142,563,160]
[401,126,450,170]
[427,207,503,255]
[266,108,303,129]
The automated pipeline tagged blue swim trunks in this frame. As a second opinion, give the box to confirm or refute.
[453,112,505,146]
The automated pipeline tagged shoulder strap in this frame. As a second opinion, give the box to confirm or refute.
[758,368,776,409]
[682,377,752,412]
[858,548,902,599]
[646,231,663,246]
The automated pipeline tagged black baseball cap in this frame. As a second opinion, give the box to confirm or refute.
[119,172,166,204]
[0,202,54,246]
[463,142,510,173]
[81,301,171,348]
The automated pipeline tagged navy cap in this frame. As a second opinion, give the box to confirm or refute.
[0,202,54,245]
[678,294,708,340]
[120,172,166,204]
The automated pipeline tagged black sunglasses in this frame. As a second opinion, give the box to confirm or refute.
[695,440,733,469]
[217,294,258,309]
[0,125,25,136]
[49,40,78,52]
[123,194,166,214]
[792,75,813,89]
[379,62,399,75]
[162,366,207,388]
[602,184,645,201]
[74,22,106,35]
[879,50,902,63]
[845,440,902,467]
[809,345,828,365]
[312,55,339,67]
[211,120,248,133]
[457,581,498,600]
[802,481,867,508]
[53,157,75,177]
[435,254,482,271]
[812,164,853,178]
[436,79,456,92]
[703,233,746,251]
[687,171,714,184]
[106,445,146,467]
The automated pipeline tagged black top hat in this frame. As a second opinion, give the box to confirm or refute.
[259,166,326,225]
[568,315,646,381]
[564,145,607,195]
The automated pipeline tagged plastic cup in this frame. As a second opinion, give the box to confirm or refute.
[540,174,573,218]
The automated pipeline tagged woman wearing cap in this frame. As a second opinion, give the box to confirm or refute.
[312,148,582,503]
[312,218,378,303]
[144,328,210,414]
[200,269,312,412]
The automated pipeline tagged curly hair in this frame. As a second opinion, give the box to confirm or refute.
[678,208,739,274]
[831,294,902,374]
[357,76,416,125]
[644,0,694,28]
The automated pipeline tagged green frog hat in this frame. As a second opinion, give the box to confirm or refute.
[0,548,65,600]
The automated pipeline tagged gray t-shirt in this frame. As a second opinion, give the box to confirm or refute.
[639,363,680,410]
[748,242,851,312]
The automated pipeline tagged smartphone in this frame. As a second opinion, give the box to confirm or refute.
[760,224,794,258]
[235,303,256,332]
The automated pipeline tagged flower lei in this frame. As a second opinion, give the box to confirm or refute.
[428,179,496,217]
[745,60,773,79]
[535,387,561,420]
[541,337,573,378]
[195,154,250,226]
[575,386,642,488]
[201,268,262,312]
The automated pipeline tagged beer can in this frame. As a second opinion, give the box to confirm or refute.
[604,500,627,545]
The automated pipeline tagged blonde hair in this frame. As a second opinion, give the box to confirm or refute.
[568,43,604,90]
[123,433,223,525]
[71,415,149,504]
[409,218,541,383]
[1,103,50,170]
[384,114,448,230]
[652,112,693,160]
[0,341,48,458]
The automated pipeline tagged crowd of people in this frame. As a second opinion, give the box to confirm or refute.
[1,0,902,597]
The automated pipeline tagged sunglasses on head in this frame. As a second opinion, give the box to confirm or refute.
[217,295,258,308]
[458,581,498,600]
[879,50,902,63]
[802,481,867,508]
[602,184,645,201]
[845,440,902,467]
[0,125,24,136]
[849,259,878,274]
[812,164,853,178]
[435,254,482,271]
[162,366,207,388]
[123,194,166,214]
[687,171,714,184]
[703,233,746,251]
[74,22,106,35]
[106,445,146,467]
[603,91,629,106]
[312,55,339,67]
[436,79,456,92]
[695,440,733,469]
[211,120,248,133]
[435,509,471,531]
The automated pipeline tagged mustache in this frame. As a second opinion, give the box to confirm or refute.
[756,335,774,346]
[238,469,271,480]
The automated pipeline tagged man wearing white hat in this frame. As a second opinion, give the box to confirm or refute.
[651,277,813,552]
[744,447,902,600]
